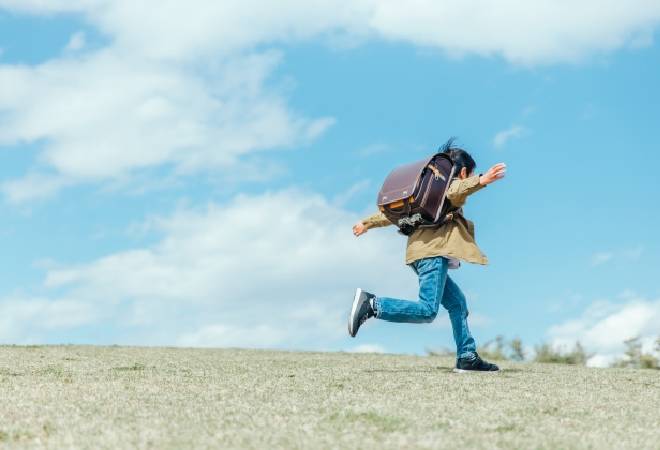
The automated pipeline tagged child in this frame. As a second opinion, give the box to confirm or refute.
[349,139,506,372]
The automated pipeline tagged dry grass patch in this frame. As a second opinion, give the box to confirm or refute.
[0,345,659,449]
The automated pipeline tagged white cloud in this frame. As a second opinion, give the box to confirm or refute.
[1,1,660,200]
[367,1,660,65]
[347,344,387,353]
[589,246,644,267]
[466,312,491,327]
[332,179,371,207]
[65,31,86,52]
[178,324,290,348]
[493,125,525,149]
[547,295,660,367]
[590,251,614,266]
[0,49,332,201]
[623,245,644,260]
[1,0,657,65]
[1,173,73,204]
[0,189,414,347]
[356,143,391,158]
[0,297,97,342]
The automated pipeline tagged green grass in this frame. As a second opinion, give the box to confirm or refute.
[1,345,659,449]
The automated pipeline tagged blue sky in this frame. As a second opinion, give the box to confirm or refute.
[0,2,659,365]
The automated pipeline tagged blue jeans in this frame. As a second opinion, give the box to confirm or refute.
[373,256,477,359]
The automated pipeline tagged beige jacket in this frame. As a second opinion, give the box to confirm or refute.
[361,174,488,265]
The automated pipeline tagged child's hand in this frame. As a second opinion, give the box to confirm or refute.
[480,163,507,186]
[352,222,368,237]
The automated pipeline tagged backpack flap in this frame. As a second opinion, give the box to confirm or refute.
[377,156,433,208]
[377,153,455,234]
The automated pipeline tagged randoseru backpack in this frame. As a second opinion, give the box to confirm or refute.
[377,153,456,236]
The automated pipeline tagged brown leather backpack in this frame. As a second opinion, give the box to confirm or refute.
[377,153,456,235]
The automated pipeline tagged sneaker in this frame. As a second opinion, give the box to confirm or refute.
[453,353,500,373]
[348,288,376,338]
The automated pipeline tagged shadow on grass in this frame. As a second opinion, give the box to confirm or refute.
[362,366,448,373]
[363,367,526,374]
[112,363,148,371]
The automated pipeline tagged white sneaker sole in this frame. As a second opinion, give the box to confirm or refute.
[452,368,500,373]
[348,288,363,337]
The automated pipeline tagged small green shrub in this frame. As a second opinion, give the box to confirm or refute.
[428,335,660,368]
[612,337,659,369]
[533,342,589,365]
[477,335,508,361]
[509,338,526,362]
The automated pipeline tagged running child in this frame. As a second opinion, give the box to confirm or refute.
[349,139,506,372]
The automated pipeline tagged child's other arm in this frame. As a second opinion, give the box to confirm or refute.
[447,163,506,207]
[353,211,392,237]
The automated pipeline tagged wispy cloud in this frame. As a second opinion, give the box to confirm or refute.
[64,31,86,52]
[0,297,98,342]
[591,252,614,266]
[493,125,525,149]
[356,143,390,158]
[2,1,660,201]
[0,50,334,202]
[332,179,371,206]
[2,173,73,204]
[521,105,536,117]
[590,246,644,267]
[4,0,660,65]
[347,344,387,354]
[623,245,644,260]
[547,294,660,367]
[0,189,415,348]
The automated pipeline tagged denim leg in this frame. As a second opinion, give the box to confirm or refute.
[374,257,448,323]
[440,275,477,359]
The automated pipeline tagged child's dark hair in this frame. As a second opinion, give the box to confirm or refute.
[438,137,476,177]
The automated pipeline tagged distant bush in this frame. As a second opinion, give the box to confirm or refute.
[509,338,526,362]
[427,335,527,362]
[477,335,508,361]
[611,336,659,370]
[424,347,454,358]
[427,335,660,369]
[533,342,589,365]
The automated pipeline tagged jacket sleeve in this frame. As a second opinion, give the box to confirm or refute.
[361,211,393,229]
[446,175,486,208]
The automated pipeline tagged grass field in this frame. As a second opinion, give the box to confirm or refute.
[1,345,659,449]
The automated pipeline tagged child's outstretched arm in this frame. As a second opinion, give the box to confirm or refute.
[353,211,392,237]
[354,163,505,236]
[479,163,507,186]
[447,163,506,207]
